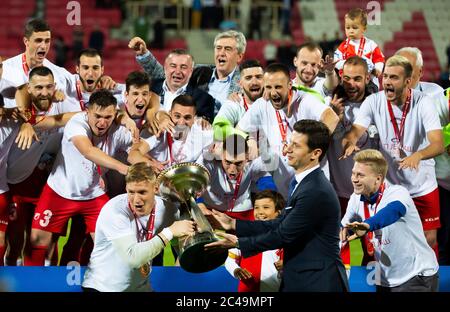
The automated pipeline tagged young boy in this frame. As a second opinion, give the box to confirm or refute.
[224,190,285,292]
[334,8,385,85]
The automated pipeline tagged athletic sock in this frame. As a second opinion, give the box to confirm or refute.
[24,245,47,266]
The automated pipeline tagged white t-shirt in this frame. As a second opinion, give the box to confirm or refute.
[354,89,442,197]
[292,76,329,99]
[47,112,133,200]
[67,74,125,111]
[196,155,269,213]
[215,96,248,127]
[328,100,378,198]
[1,54,78,109]
[82,194,179,292]
[6,100,78,185]
[0,119,19,193]
[160,81,187,112]
[341,184,439,287]
[237,90,330,196]
[225,248,281,292]
[416,82,450,190]
[144,122,214,165]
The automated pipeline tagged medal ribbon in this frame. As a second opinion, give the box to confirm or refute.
[226,172,243,212]
[363,183,385,254]
[387,89,412,147]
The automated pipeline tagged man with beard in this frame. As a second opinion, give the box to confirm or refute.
[196,134,276,221]
[25,89,149,266]
[341,55,445,256]
[237,63,339,198]
[5,67,80,266]
[129,30,245,115]
[292,42,340,100]
[129,94,214,169]
[213,59,264,141]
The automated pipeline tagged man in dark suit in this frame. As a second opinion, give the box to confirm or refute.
[205,119,349,292]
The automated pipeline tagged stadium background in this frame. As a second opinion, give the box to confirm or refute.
[0,0,449,291]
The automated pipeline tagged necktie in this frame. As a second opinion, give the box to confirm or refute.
[287,178,298,201]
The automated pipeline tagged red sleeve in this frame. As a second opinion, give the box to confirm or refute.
[371,46,385,64]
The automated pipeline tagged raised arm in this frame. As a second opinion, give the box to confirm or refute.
[128,37,165,80]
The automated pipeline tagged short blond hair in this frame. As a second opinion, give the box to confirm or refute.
[353,149,388,177]
[125,162,156,184]
[385,55,413,78]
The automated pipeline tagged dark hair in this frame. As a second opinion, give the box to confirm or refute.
[223,134,248,156]
[77,48,103,66]
[88,89,117,108]
[254,190,286,213]
[165,49,194,62]
[125,71,151,92]
[293,119,330,162]
[172,94,196,110]
[239,59,262,72]
[24,19,51,38]
[296,42,323,56]
[29,66,54,81]
[265,62,290,80]
[344,55,368,74]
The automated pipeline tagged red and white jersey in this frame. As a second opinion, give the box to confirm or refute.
[341,183,438,287]
[47,112,133,200]
[143,121,214,165]
[237,90,331,196]
[416,82,450,190]
[334,36,385,73]
[83,193,179,292]
[328,100,377,198]
[6,100,77,185]
[0,119,20,193]
[1,53,79,109]
[225,248,281,292]
[354,89,442,197]
[196,155,269,213]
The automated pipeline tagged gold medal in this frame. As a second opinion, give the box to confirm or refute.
[140,263,150,277]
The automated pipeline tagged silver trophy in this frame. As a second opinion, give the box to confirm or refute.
[156,162,228,273]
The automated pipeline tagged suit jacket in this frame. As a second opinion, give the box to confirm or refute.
[151,78,216,123]
[237,168,349,292]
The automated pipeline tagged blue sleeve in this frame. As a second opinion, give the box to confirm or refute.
[256,176,277,192]
[365,200,406,231]
[196,197,205,204]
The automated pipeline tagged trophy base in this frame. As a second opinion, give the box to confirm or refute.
[179,232,228,273]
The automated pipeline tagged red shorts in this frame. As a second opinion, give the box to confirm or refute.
[413,188,440,231]
[225,209,255,221]
[8,167,49,205]
[0,192,10,232]
[32,184,109,234]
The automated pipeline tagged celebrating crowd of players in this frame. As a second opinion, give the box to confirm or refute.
[0,8,449,292]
